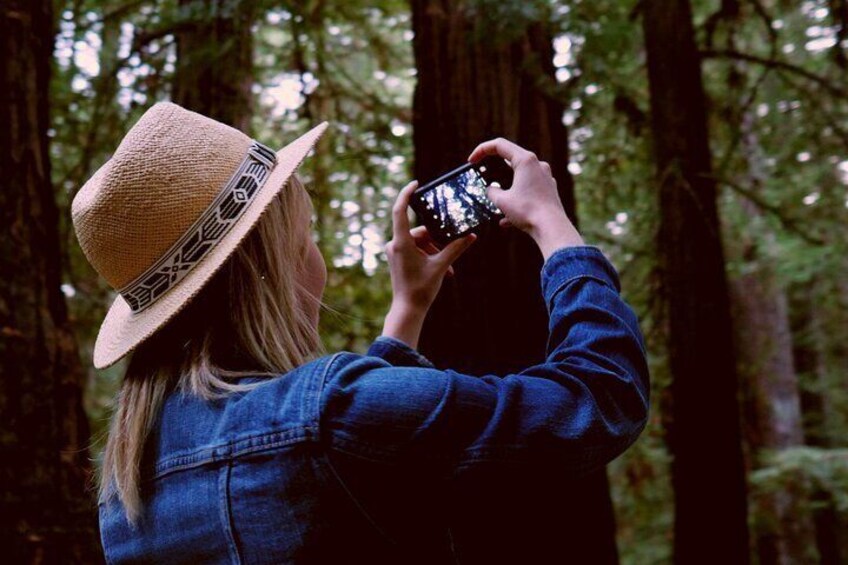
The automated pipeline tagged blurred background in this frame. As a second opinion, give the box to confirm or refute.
[1,0,847,563]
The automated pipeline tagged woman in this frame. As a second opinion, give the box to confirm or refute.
[75,102,649,563]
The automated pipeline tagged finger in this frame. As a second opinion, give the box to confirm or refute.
[446,265,455,277]
[486,183,507,208]
[410,225,434,244]
[540,161,551,174]
[410,225,441,254]
[435,233,477,268]
[391,181,418,241]
[418,239,441,255]
[468,137,528,164]
[499,217,513,228]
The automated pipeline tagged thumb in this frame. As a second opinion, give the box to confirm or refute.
[436,233,477,269]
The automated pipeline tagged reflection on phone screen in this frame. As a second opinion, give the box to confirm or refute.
[421,168,502,238]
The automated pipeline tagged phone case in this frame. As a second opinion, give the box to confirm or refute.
[409,156,513,246]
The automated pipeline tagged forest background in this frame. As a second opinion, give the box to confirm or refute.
[1,0,847,563]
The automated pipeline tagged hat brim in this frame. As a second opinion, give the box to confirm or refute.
[92,121,329,369]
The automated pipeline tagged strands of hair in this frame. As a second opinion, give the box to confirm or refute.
[99,176,325,523]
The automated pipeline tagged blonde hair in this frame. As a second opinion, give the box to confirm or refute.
[99,174,326,522]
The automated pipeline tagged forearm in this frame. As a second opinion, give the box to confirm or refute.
[381,301,427,350]
[333,247,649,475]
[380,208,582,351]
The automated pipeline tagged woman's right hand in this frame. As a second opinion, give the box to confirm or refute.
[468,138,584,259]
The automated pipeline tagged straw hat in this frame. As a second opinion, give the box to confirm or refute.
[72,102,328,369]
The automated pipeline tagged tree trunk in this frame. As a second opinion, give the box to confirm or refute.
[722,33,817,562]
[294,1,334,245]
[0,0,101,561]
[729,247,816,565]
[411,1,618,562]
[641,1,750,563]
[789,276,848,565]
[173,0,255,131]
[830,0,848,69]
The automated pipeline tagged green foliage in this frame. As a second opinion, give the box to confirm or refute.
[251,1,415,354]
[465,0,554,44]
[47,0,848,560]
[750,447,848,513]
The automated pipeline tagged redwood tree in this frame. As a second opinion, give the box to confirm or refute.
[411,1,618,562]
[0,0,100,560]
[641,0,750,562]
[730,241,815,564]
[173,0,256,130]
[720,10,816,558]
[790,276,848,564]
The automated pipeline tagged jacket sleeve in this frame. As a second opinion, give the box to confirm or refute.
[320,246,650,476]
[366,335,436,369]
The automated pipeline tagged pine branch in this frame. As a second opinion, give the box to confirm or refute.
[703,0,740,50]
[748,0,778,48]
[102,0,150,23]
[700,49,847,98]
[707,174,826,246]
[774,71,848,153]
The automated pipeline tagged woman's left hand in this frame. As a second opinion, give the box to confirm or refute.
[380,181,476,349]
[385,181,477,313]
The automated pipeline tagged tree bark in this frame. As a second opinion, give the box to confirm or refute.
[789,276,848,565]
[721,27,817,561]
[294,1,335,246]
[830,0,848,69]
[173,0,255,131]
[641,1,750,563]
[0,0,101,561]
[729,248,815,565]
[411,1,617,562]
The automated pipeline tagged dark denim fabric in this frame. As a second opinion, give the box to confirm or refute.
[98,245,650,564]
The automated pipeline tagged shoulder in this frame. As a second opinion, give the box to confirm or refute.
[318,351,496,461]
[320,351,452,421]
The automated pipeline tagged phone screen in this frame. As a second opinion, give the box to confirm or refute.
[418,166,503,239]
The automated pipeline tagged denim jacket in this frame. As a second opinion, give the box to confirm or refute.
[98,246,650,564]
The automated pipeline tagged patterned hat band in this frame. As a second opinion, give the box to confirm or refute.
[119,141,277,313]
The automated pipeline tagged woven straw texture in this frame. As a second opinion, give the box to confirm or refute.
[71,102,328,369]
[73,102,252,289]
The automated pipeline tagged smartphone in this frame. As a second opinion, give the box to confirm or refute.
[409,155,513,246]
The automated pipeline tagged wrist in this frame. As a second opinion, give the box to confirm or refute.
[382,300,428,350]
[388,298,428,318]
[529,213,585,261]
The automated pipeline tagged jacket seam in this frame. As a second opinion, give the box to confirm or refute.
[373,336,436,368]
[99,505,115,565]
[322,450,399,545]
[546,274,615,311]
[327,430,606,466]
[145,355,342,482]
[316,354,403,544]
[218,462,243,565]
[328,429,627,467]
[305,353,331,430]
[148,427,319,481]
[540,244,604,269]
